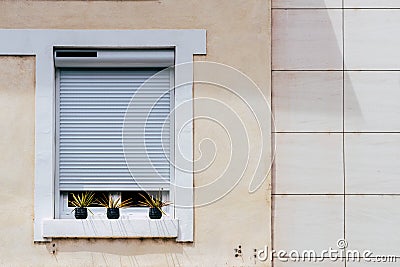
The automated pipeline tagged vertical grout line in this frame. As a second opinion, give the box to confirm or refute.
[270,3,275,266]
[342,1,347,267]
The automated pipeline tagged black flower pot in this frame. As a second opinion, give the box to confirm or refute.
[74,207,88,219]
[149,207,162,219]
[107,208,120,219]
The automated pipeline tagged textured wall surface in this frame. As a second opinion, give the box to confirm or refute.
[0,1,271,266]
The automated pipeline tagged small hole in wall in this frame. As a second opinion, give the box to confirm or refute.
[234,244,242,257]
[50,242,57,255]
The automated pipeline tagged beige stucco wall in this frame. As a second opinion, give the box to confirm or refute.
[0,1,271,266]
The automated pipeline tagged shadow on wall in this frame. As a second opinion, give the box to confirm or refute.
[271,5,363,133]
[271,0,364,254]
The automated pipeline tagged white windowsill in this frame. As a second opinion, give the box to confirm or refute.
[43,218,179,238]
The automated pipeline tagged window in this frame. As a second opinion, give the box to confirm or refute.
[0,29,206,242]
[54,50,174,219]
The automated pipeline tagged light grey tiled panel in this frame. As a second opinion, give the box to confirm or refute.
[273,195,344,252]
[274,133,343,194]
[273,71,342,132]
[347,262,400,266]
[345,133,400,194]
[346,195,400,256]
[345,10,400,70]
[272,9,343,70]
[272,0,342,8]
[345,71,400,132]
[344,0,400,8]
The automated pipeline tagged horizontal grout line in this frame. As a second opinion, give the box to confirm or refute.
[273,194,400,196]
[273,132,400,134]
[273,194,343,196]
[272,69,342,72]
[272,69,400,72]
[272,8,400,10]
[272,256,400,259]
[272,8,344,10]
[347,194,400,196]
[273,132,343,134]
[343,70,400,71]
[344,132,400,134]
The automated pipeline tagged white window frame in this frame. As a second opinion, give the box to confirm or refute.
[55,59,175,219]
[0,29,206,242]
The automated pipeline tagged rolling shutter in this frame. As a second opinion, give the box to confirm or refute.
[57,53,173,191]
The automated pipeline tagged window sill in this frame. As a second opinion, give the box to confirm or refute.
[43,218,179,239]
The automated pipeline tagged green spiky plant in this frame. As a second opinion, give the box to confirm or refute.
[138,191,171,215]
[97,194,133,208]
[69,191,96,214]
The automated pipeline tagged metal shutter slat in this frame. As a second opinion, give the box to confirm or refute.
[58,68,171,191]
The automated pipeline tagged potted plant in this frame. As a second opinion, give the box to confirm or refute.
[138,191,171,219]
[69,192,96,219]
[98,194,133,219]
